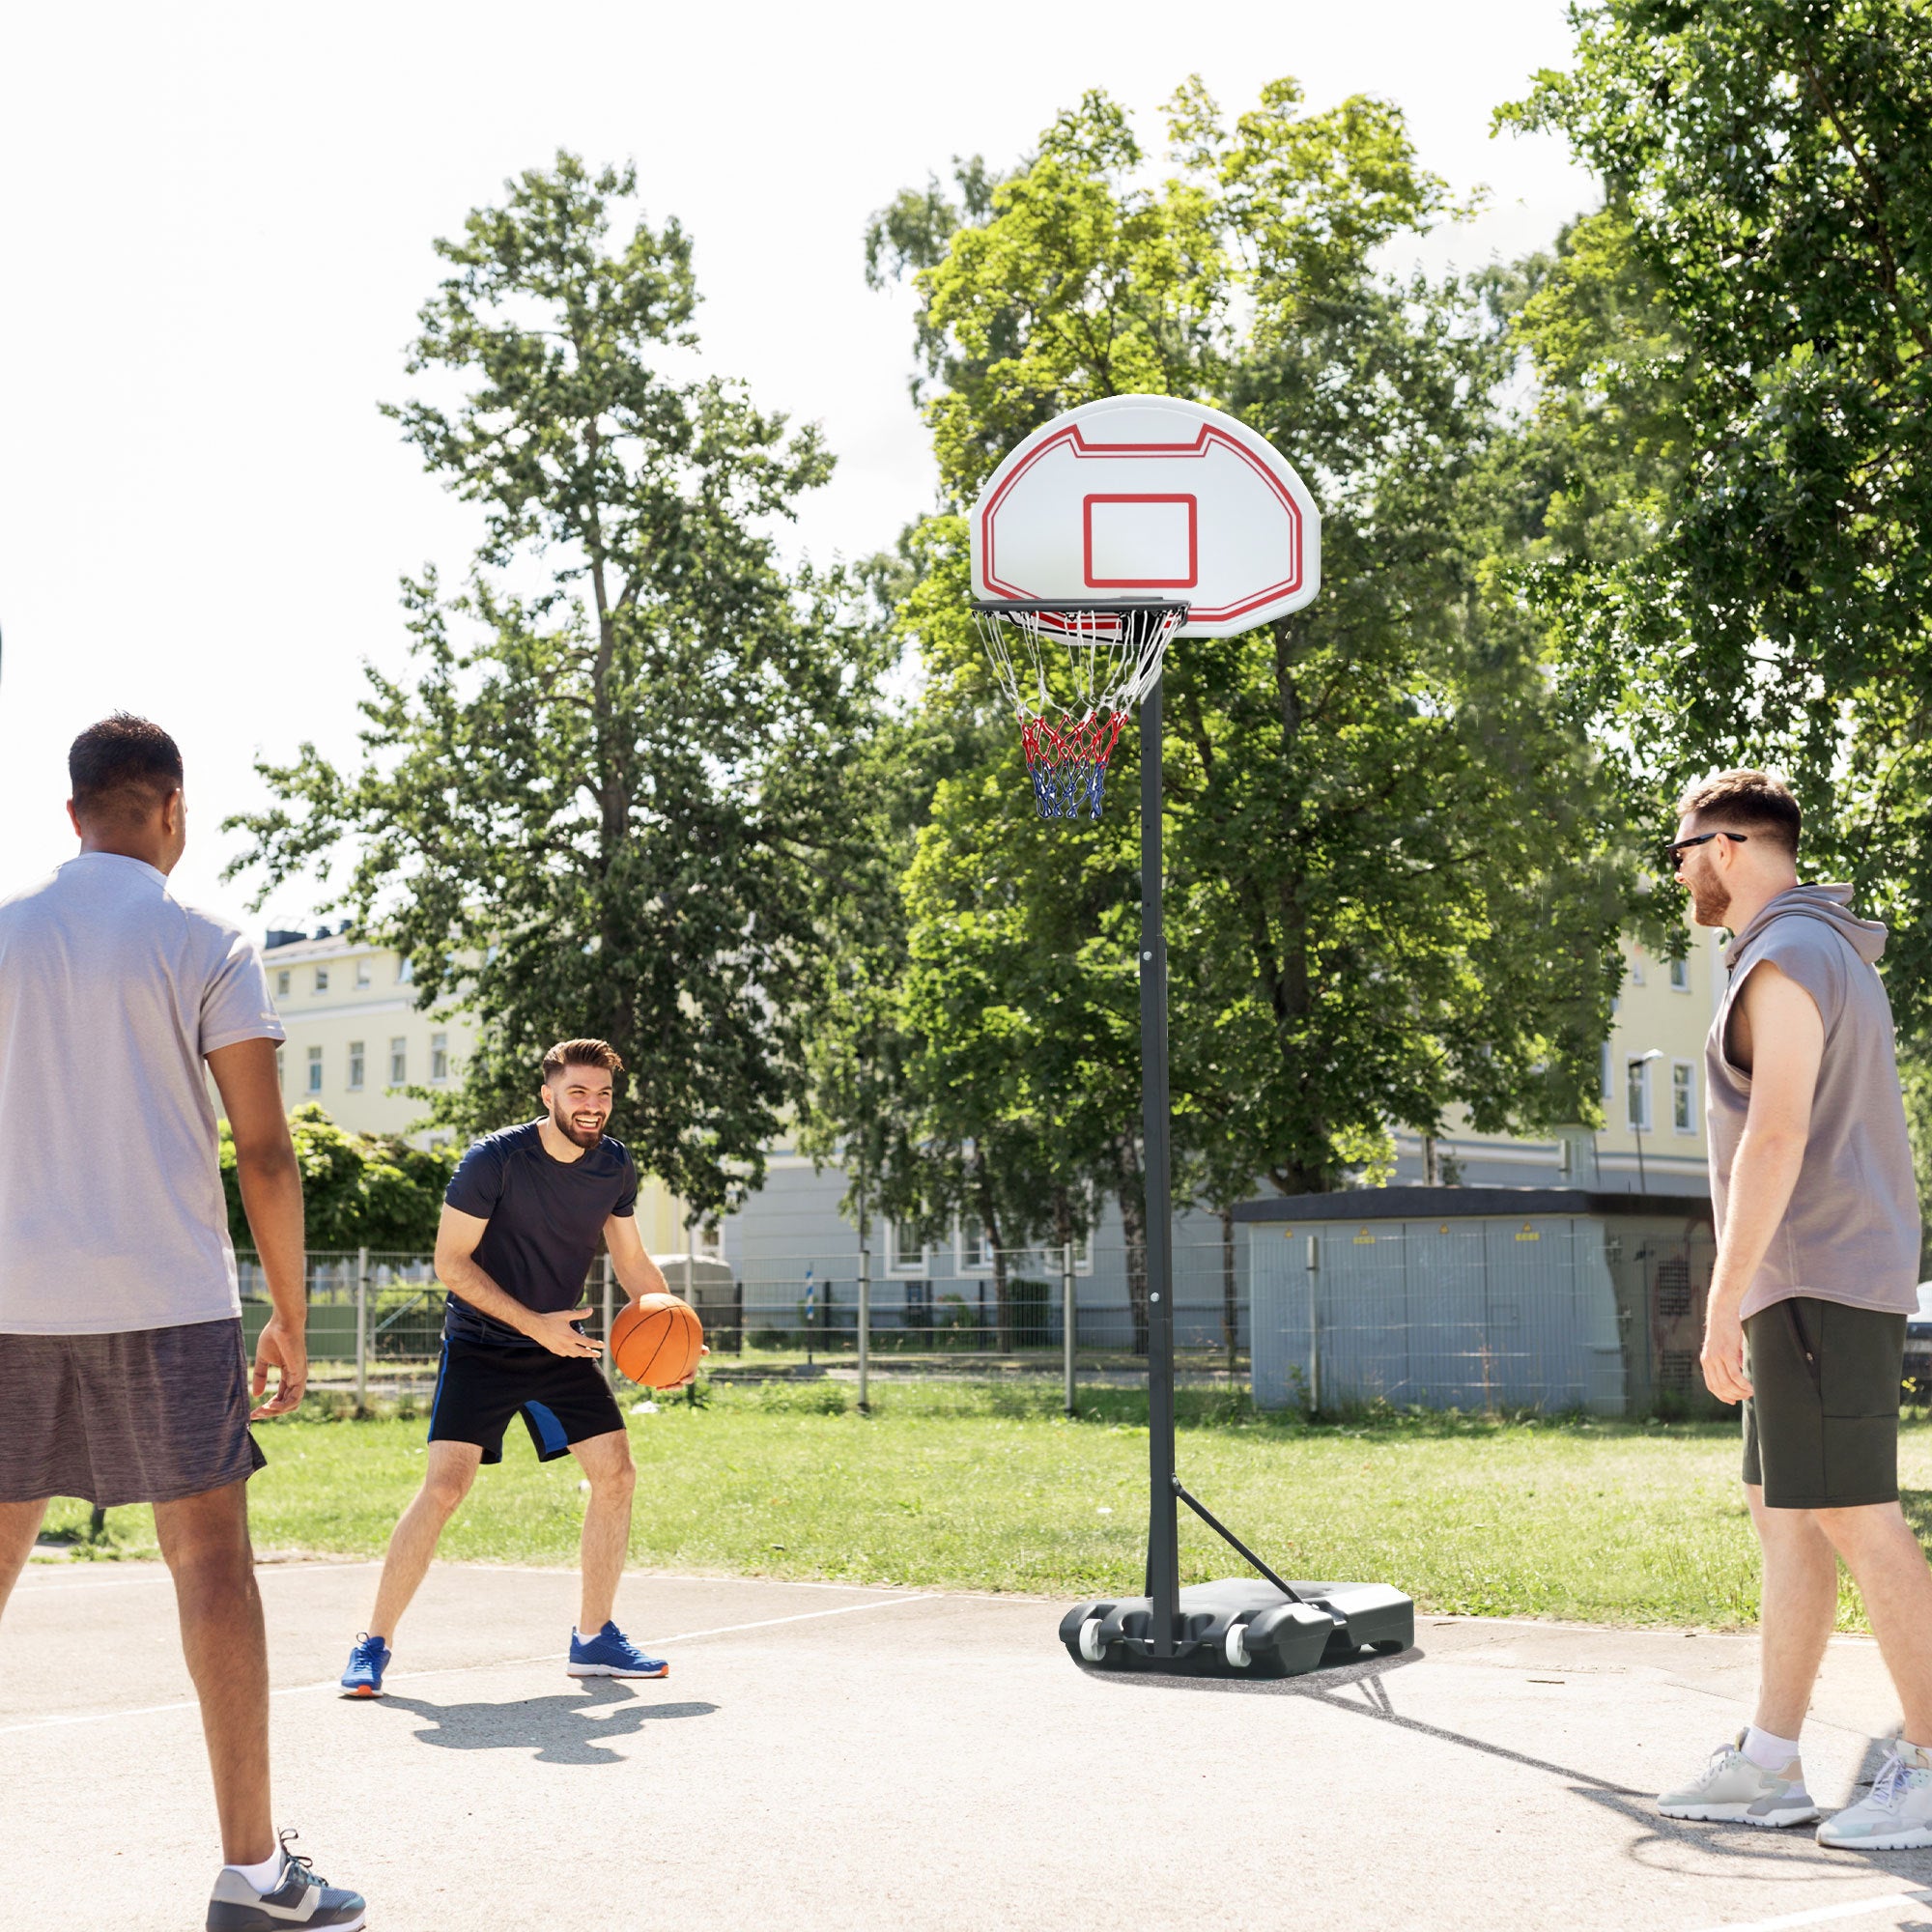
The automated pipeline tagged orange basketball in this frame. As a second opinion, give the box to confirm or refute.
[610,1293,704,1389]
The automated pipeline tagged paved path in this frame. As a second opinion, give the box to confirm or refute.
[7,1560,1932,1931]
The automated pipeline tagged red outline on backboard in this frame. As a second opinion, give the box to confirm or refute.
[1082,494,1198,588]
[980,421,1303,624]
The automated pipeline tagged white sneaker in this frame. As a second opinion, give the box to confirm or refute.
[1658,1729,1821,1828]
[1817,1744,1932,1850]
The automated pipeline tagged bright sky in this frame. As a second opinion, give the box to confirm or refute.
[0,0,1594,939]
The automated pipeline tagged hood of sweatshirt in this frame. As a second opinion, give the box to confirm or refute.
[1725,881,1888,970]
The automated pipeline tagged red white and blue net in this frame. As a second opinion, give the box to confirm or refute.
[968,602,1187,822]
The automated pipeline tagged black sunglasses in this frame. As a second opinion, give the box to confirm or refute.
[1662,830,1750,870]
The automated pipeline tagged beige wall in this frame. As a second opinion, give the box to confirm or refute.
[265,932,695,1247]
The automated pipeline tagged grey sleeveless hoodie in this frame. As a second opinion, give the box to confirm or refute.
[1706,882,1921,1319]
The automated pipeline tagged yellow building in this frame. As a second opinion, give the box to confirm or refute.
[262,927,698,1252]
[1394,917,1724,1196]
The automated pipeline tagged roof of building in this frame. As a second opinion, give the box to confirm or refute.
[1233,1185,1713,1224]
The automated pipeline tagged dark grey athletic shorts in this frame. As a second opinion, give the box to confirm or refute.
[0,1318,266,1507]
[1742,1295,1906,1510]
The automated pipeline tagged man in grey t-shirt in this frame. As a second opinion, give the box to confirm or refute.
[0,716,364,1929]
[1655,770,1932,1853]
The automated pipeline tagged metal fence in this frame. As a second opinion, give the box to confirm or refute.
[238,1237,1256,1399]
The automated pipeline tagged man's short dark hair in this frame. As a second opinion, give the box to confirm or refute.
[541,1037,624,1083]
[69,714,184,827]
[1675,768,1803,860]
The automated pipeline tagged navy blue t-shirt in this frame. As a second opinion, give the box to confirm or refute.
[441,1121,639,1346]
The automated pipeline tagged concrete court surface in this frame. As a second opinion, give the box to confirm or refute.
[9,1564,1932,1932]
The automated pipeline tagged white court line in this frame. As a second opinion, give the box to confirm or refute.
[0,1591,938,1738]
[1690,1889,1932,1931]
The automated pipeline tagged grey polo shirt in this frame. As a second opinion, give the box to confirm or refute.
[0,854,285,1335]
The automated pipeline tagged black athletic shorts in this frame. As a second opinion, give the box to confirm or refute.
[1742,1295,1907,1510]
[427,1336,625,1464]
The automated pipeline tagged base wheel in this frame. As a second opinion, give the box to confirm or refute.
[1224,1622,1251,1669]
[1077,1616,1109,1663]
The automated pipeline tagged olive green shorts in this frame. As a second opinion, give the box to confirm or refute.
[1742,1295,1906,1510]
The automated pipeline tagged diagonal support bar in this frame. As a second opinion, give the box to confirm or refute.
[1172,1479,1309,1605]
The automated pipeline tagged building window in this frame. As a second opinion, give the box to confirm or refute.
[396,956,414,985]
[355,959,372,989]
[1669,956,1690,992]
[696,1223,723,1260]
[314,967,329,993]
[389,1037,408,1086]
[957,1222,987,1271]
[1627,951,1645,987]
[347,1041,364,1091]
[1627,1057,1653,1132]
[275,969,291,997]
[1600,1041,1613,1102]
[1673,1062,1696,1133]
[885,1222,927,1275]
[306,1045,323,1094]
[430,1032,449,1084]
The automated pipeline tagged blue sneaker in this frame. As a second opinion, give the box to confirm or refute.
[568,1621,668,1679]
[338,1633,390,1698]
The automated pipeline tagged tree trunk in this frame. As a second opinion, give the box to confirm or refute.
[969,1144,1009,1353]
[1114,1129,1149,1357]
[1221,1205,1238,1382]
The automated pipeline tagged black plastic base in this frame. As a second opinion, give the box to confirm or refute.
[1059,1577,1415,1678]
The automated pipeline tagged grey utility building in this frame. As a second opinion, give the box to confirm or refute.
[1236,1187,1718,1418]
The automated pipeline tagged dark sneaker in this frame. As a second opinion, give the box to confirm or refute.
[338,1632,390,1698]
[568,1620,668,1678]
[207,1832,365,1929]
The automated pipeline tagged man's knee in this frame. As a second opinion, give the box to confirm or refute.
[581,1438,636,1495]
[421,1469,474,1519]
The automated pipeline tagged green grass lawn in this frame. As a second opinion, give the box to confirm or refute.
[38,1384,1932,1633]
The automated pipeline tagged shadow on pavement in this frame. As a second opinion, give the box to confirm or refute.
[1082,1646,1932,1898]
[380,1681,719,1765]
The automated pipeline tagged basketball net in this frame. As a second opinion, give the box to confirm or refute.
[969,603,1188,823]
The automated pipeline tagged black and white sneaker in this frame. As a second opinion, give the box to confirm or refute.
[206,1831,366,1929]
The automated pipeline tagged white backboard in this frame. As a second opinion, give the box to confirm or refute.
[970,394,1321,638]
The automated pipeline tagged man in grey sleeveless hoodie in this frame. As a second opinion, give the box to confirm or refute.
[1656,771,1932,1848]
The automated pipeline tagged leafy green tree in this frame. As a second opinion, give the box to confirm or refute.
[219,1105,455,1252]
[1502,0,1932,1024]
[858,82,1630,1311]
[226,155,887,1219]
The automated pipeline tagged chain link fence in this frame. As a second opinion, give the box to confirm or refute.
[236,1237,1256,1399]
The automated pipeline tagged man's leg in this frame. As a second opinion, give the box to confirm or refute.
[153,1479,273,1868]
[569,1429,636,1633]
[1815,1501,1932,1741]
[0,1498,49,1615]
[1748,1483,1839,1736]
[366,1440,481,1640]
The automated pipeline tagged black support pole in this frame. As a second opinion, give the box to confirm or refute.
[1140,677,1179,1658]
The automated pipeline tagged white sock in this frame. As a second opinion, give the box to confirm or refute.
[1743,1725,1802,1770]
[226,1850,285,1893]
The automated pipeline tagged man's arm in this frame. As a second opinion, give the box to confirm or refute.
[434,1203,602,1357]
[605,1215,706,1387]
[1701,960,1825,1405]
[208,1037,307,1419]
[604,1214,670,1304]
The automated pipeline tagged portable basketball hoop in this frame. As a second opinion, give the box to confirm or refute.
[968,396,1414,1680]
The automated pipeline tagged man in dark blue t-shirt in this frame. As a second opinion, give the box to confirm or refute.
[336,1038,696,1696]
